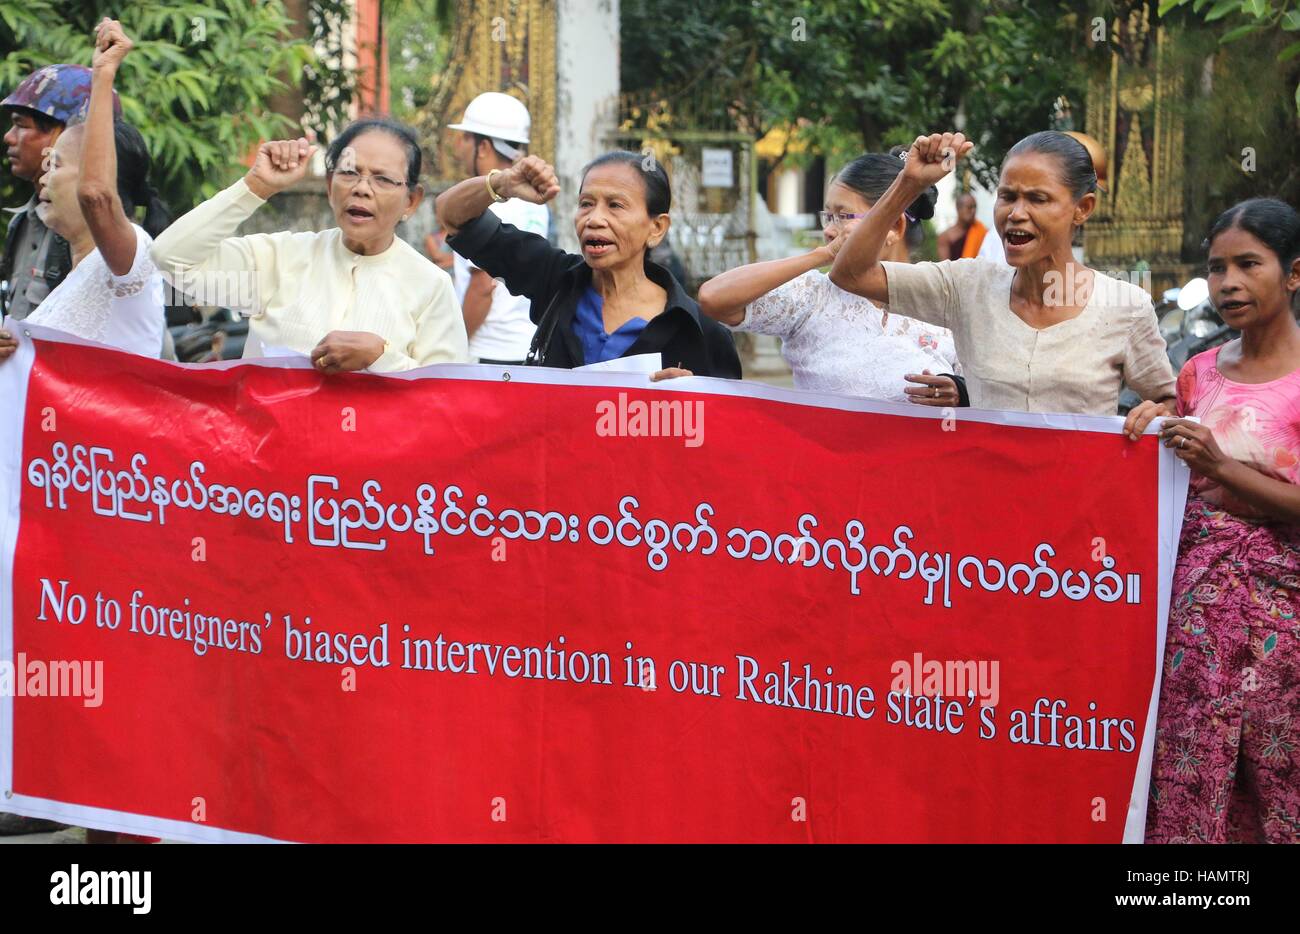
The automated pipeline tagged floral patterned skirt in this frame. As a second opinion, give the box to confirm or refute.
[1146,496,1300,843]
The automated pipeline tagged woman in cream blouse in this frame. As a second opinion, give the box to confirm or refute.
[152,118,467,372]
[830,130,1176,420]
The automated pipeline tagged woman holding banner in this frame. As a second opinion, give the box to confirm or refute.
[436,151,741,379]
[828,130,1176,420]
[151,118,466,372]
[697,151,965,406]
[1140,198,1300,844]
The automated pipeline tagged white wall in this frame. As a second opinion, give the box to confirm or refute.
[933,173,958,232]
[554,0,620,251]
[933,173,998,240]
[774,168,801,217]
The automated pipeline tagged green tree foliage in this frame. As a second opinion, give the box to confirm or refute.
[0,0,312,214]
[386,0,454,127]
[620,0,1096,186]
[1173,22,1300,250]
[1160,0,1300,114]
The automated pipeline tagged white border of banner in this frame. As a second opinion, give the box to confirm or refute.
[0,325,1187,844]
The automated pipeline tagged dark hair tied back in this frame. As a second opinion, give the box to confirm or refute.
[325,117,423,188]
[830,150,934,250]
[1004,131,1097,200]
[832,149,938,220]
[580,150,672,215]
[112,119,172,238]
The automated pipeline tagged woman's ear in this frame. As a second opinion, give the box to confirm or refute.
[405,184,425,220]
[883,212,907,247]
[647,212,671,249]
[1073,191,1097,227]
[1287,256,1300,294]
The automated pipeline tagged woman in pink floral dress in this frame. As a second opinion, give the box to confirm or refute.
[1143,198,1300,843]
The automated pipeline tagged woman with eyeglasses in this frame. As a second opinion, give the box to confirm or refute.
[697,152,965,406]
[152,118,467,372]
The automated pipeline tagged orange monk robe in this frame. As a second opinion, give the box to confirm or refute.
[960,219,988,258]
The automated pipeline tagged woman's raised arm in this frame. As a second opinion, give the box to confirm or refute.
[435,155,558,238]
[698,246,836,326]
[830,132,972,303]
[77,19,136,276]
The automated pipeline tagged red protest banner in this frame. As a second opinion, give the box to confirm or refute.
[0,328,1185,842]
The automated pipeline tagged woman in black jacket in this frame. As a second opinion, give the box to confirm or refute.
[437,151,741,379]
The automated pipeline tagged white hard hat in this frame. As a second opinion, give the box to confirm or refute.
[448,92,531,158]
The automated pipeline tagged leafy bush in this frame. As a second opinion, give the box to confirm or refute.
[0,0,312,214]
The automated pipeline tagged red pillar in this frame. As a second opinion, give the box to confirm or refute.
[354,0,389,116]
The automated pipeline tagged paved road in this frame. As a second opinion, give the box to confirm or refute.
[0,826,86,844]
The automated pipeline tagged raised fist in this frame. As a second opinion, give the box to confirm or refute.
[501,155,560,205]
[246,137,317,199]
[92,18,134,73]
[901,132,973,190]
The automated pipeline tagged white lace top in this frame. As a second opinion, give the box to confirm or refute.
[27,223,165,357]
[734,269,961,401]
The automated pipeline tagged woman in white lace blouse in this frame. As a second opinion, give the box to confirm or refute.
[0,20,168,362]
[698,152,965,406]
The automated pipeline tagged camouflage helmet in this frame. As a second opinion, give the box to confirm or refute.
[2,64,122,126]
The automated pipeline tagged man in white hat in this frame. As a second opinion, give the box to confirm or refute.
[446,92,548,364]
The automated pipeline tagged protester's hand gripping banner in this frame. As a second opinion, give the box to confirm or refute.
[0,327,1187,842]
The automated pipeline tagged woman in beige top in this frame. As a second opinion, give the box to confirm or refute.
[152,118,467,373]
[830,130,1176,419]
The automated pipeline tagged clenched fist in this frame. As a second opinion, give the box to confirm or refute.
[245,138,317,200]
[92,18,133,74]
[498,155,561,205]
[901,132,974,191]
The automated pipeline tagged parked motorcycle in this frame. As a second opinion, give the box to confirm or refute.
[1118,277,1233,414]
[168,306,249,363]
[1157,277,1235,373]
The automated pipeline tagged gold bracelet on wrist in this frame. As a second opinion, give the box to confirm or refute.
[485,169,507,203]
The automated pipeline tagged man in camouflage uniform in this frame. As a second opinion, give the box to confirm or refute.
[1,64,120,321]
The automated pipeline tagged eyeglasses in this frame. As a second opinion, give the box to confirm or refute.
[819,209,915,227]
[333,169,408,192]
[819,211,866,228]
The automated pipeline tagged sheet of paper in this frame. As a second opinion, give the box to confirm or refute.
[574,353,663,375]
[257,344,309,359]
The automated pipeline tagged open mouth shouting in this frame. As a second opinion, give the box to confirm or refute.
[345,203,375,223]
[583,234,616,258]
[1004,228,1036,250]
